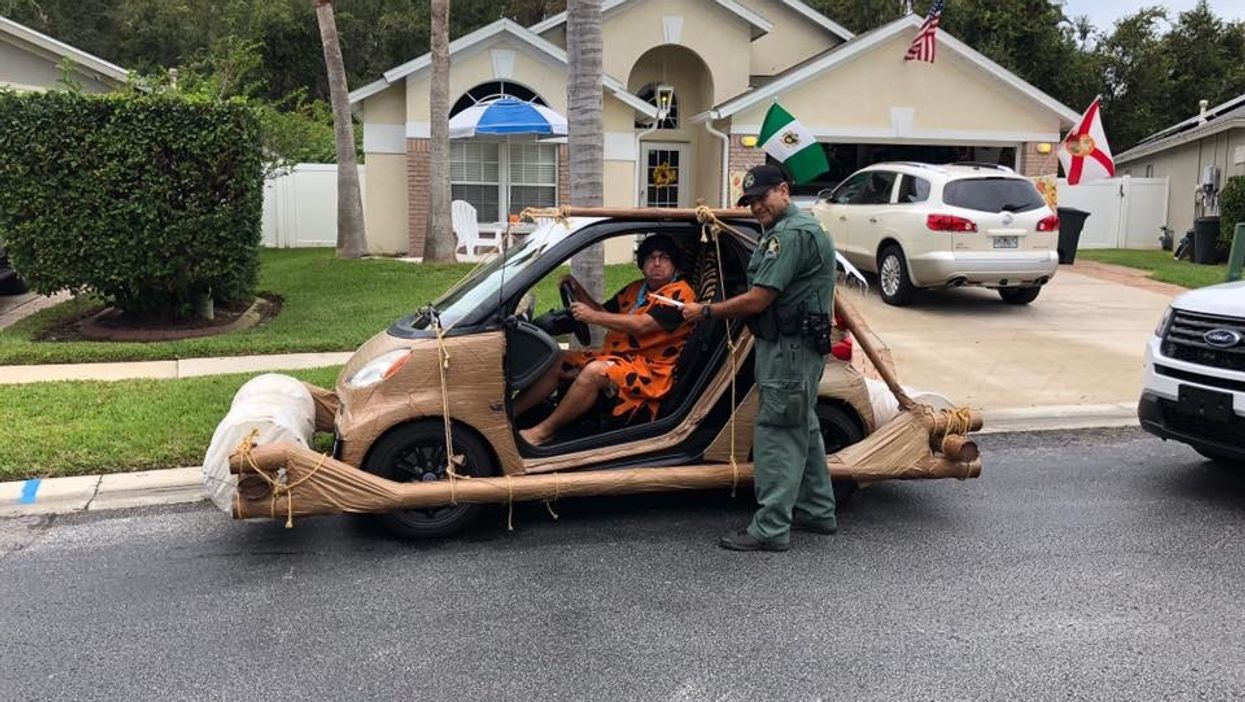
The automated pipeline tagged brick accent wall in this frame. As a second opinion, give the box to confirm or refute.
[407,138,431,257]
[1020,141,1059,177]
[557,144,569,207]
[729,134,766,174]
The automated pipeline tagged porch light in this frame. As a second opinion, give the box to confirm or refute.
[1035,142,1052,154]
[741,135,759,147]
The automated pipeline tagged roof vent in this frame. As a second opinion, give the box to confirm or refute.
[1199,99,1209,123]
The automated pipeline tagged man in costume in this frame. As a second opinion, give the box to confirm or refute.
[515,233,696,446]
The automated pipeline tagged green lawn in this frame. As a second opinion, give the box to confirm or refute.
[0,367,341,480]
[1077,249,1230,289]
[0,249,638,365]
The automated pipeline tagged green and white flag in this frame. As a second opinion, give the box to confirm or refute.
[758,102,829,184]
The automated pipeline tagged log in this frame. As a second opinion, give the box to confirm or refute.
[530,206,754,222]
[935,435,980,463]
[302,382,340,433]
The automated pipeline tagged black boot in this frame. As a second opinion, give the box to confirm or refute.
[718,529,789,552]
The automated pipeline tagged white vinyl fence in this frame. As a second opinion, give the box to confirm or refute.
[1056,176,1169,250]
[262,163,366,248]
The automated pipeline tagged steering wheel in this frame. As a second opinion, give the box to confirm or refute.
[559,280,592,347]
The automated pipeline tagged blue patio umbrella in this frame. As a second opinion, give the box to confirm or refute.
[448,97,568,139]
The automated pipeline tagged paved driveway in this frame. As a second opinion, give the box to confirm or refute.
[850,266,1175,410]
[0,290,70,330]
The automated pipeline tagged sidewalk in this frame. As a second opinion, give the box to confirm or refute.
[0,351,354,384]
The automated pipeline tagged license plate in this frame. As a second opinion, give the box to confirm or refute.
[993,236,1018,249]
[1177,385,1234,423]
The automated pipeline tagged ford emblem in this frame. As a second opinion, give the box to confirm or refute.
[1204,328,1242,348]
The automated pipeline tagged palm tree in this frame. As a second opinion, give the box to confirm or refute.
[314,0,366,259]
[567,0,605,344]
[423,0,455,262]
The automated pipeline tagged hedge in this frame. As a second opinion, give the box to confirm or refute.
[1219,175,1245,251]
[0,91,263,320]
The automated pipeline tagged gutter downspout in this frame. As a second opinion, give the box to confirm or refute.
[702,111,730,207]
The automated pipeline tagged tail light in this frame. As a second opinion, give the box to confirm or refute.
[1037,215,1060,232]
[926,214,978,232]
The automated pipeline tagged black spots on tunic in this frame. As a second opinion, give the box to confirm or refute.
[628,335,641,349]
[671,290,684,302]
[625,371,638,386]
[630,387,642,396]
[661,345,680,358]
[639,375,652,385]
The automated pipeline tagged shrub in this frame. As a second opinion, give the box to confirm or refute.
[1219,175,1245,251]
[0,91,263,320]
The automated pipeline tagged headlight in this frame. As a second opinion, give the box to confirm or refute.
[1154,306,1173,338]
[347,349,412,388]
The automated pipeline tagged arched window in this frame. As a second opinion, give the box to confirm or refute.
[450,80,547,117]
[634,83,678,129]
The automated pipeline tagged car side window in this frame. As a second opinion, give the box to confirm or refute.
[851,171,898,205]
[828,173,869,204]
[897,175,931,203]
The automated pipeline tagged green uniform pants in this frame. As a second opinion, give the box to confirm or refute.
[748,336,836,544]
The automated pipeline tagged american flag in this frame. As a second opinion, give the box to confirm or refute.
[904,0,944,63]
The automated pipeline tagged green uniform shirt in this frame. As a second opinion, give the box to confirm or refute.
[747,203,836,316]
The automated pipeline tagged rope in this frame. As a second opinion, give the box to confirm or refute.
[701,215,740,498]
[232,429,329,528]
[431,314,467,506]
[518,205,571,227]
[506,474,515,531]
[544,472,561,520]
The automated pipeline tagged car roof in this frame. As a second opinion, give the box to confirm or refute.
[857,161,1020,180]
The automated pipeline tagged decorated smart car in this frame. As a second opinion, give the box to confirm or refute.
[203,207,983,539]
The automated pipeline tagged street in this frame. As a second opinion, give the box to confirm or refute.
[3,428,1245,701]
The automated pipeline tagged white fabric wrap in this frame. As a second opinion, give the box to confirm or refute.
[863,377,954,426]
[201,373,316,513]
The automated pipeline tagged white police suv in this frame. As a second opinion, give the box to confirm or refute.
[1139,280,1245,465]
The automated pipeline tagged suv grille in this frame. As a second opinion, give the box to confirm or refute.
[1161,309,1245,372]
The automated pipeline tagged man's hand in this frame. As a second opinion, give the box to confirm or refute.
[681,301,703,321]
[569,301,597,324]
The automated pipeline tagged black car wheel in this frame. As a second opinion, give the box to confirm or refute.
[817,402,865,503]
[362,421,497,539]
[1194,446,1244,468]
[877,244,917,306]
[998,286,1041,305]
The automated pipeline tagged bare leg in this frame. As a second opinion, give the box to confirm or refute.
[512,357,567,418]
[520,361,611,445]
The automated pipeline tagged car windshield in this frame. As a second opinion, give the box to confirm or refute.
[427,219,575,327]
[942,177,1046,213]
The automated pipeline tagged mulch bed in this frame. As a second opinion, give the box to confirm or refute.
[36,294,282,342]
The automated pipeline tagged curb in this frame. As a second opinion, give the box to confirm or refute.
[0,404,1143,519]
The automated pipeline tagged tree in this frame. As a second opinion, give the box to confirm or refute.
[1094,7,1174,152]
[566,0,605,345]
[314,0,367,259]
[423,0,455,262]
[1164,1,1245,124]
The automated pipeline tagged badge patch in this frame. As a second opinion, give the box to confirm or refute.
[743,173,755,188]
[764,236,781,259]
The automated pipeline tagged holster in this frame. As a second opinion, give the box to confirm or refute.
[747,303,832,355]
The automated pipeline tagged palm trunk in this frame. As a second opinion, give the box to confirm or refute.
[423,0,455,262]
[567,0,605,345]
[314,0,367,259]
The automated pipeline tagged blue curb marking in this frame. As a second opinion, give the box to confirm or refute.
[19,479,41,504]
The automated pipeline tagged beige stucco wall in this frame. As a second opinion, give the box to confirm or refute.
[0,37,115,93]
[403,37,570,121]
[363,154,409,254]
[737,0,842,76]
[601,0,752,105]
[362,82,406,125]
[1121,127,1245,233]
[732,32,1058,140]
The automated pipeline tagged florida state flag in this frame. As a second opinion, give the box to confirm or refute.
[1059,98,1115,185]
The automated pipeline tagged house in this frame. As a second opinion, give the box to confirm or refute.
[350,0,1079,260]
[0,16,128,93]
[1115,93,1245,236]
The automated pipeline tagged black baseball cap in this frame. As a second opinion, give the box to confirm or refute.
[736,164,789,206]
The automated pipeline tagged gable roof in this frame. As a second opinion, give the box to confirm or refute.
[0,15,128,85]
[348,18,657,118]
[707,14,1078,126]
[1116,92,1245,164]
[529,0,774,39]
[772,0,853,41]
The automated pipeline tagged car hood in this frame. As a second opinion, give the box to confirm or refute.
[1172,280,1245,319]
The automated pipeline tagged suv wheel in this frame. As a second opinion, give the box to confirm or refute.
[1194,446,1244,468]
[877,245,917,306]
[998,286,1041,305]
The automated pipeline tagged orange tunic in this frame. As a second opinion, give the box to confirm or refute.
[562,278,697,421]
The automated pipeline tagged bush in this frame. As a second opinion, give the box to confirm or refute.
[1219,175,1245,251]
[0,91,263,320]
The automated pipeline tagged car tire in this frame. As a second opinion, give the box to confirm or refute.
[1194,446,1244,468]
[817,402,865,504]
[877,245,917,306]
[362,421,497,539]
[0,275,27,296]
[998,286,1041,305]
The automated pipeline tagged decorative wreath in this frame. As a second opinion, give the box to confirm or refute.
[652,162,678,188]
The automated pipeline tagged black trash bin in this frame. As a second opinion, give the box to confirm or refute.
[1055,207,1091,265]
[1193,216,1221,264]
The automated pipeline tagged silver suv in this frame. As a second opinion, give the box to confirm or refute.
[1139,280,1245,466]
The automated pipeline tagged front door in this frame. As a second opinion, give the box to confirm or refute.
[641,142,691,208]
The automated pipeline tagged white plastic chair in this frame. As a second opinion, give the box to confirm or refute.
[451,200,502,261]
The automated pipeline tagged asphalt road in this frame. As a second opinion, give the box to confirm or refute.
[3,428,1245,701]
